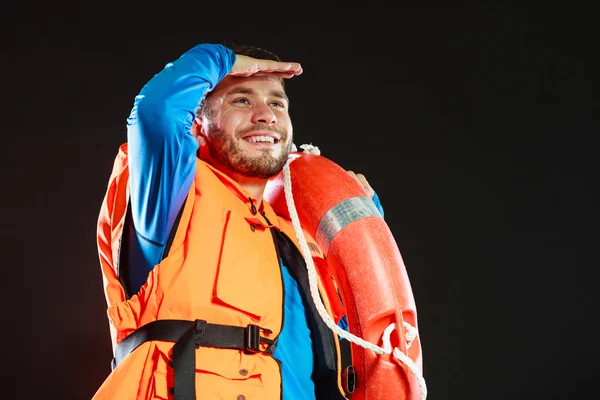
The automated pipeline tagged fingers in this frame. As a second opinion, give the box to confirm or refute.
[347,171,375,198]
[231,55,303,78]
[248,60,302,75]
[251,71,299,79]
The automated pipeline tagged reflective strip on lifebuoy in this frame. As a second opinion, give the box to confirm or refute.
[315,196,383,256]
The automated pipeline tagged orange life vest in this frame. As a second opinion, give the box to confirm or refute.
[94,143,350,400]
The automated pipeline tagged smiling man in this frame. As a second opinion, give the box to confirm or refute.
[94,43,383,400]
[194,76,293,184]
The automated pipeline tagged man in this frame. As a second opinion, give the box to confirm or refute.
[95,43,384,400]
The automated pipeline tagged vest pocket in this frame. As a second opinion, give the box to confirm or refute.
[214,210,275,320]
[151,347,268,399]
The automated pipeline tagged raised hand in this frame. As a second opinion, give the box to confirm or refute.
[230,54,303,79]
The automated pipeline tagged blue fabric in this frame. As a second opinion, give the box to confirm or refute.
[274,262,316,400]
[338,315,349,331]
[372,190,384,218]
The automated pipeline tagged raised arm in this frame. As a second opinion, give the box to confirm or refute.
[127,44,235,246]
[125,44,302,294]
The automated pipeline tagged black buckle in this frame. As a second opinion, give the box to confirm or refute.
[342,365,356,394]
[244,324,274,354]
[193,319,208,349]
[244,324,261,353]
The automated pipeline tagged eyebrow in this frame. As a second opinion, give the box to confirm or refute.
[227,87,289,103]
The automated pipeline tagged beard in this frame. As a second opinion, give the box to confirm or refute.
[205,123,292,179]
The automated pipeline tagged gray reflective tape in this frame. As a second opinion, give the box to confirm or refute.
[315,196,383,256]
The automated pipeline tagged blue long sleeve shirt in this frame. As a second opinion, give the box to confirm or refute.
[125,43,384,399]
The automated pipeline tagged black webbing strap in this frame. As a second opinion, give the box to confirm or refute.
[111,319,276,400]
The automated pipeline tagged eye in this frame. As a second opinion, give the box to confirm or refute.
[233,97,250,105]
[270,101,286,108]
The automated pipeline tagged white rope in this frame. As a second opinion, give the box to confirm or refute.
[282,146,427,400]
[298,143,321,155]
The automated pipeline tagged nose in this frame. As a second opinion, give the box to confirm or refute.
[251,102,277,125]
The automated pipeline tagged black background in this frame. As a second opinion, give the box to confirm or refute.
[6,5,598,399]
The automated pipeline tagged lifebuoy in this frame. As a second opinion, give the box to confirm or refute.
[264,151,425,400]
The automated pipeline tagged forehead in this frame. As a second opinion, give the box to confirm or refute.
[212,75,287,100]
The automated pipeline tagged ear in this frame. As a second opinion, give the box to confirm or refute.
[192,117,208,146]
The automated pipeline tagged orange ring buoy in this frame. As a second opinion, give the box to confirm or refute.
[264,152,424,400]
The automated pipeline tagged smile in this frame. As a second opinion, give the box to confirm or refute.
[245,135,278,144]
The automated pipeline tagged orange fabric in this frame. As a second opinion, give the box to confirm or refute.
[94,143,344,400]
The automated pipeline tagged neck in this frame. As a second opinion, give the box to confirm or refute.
[233,174,267,205]
[218,168,267,205]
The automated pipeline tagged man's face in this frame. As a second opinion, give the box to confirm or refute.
[198,75,293,179]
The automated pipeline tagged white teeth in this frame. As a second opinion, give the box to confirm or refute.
[247,135,275,143]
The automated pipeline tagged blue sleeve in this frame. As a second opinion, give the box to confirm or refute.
[372,191,384,218]
[125,43,235,293]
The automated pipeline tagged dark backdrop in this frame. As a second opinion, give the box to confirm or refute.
[6,5,597,399]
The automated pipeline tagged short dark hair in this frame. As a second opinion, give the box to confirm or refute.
[197,44,284,118]
[229,44,281,62]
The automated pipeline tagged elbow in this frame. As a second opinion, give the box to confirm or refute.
[135,92,169,121]
[127,70,201,141]
[128,93,173,138]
